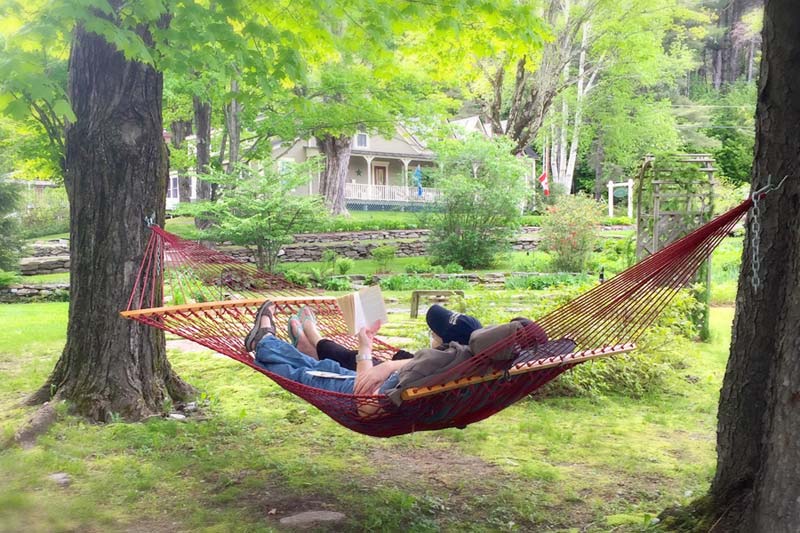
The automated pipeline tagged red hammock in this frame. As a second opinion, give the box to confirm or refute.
[122,200,751,437]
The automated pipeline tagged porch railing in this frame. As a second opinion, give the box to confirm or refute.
[344,183,442,203]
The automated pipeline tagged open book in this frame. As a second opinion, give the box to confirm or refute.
[336,286,389,335]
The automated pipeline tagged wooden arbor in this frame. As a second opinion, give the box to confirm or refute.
[635,154,717,337]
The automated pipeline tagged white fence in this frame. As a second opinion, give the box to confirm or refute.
[345,183,442,203]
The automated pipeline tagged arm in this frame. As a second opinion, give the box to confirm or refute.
[355,358,411,396]
[353,322,412,416]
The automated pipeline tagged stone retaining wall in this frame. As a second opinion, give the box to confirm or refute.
[22,225,630,273]
[20,256,70,275]
[26,240,69,257]
[0,283,69,303]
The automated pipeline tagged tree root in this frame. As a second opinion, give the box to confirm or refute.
[4,402,59,450]
[24,380,56,407]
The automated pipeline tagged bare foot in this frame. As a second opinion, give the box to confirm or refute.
[290,318,318,359]
[301,315,324,347]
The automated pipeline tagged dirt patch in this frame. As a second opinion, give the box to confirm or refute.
[364,446,512,493]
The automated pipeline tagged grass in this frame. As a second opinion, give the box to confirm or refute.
[0,297,735,532]
[25,233,69,243]
[16,272,70,285]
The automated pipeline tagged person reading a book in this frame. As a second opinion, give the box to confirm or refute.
[288,304,483,371]
[244,301,410,398]
[245,301,546,415]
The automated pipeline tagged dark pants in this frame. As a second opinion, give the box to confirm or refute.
[317,339,414,371]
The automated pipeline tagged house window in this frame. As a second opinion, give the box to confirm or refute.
[355,131,369,148]
[167,175,179,199]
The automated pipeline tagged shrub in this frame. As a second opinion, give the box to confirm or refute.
[282,269,312,288]
[542,289,701,398]
[335,257,354,275]
[320,249,338,266]
[511,251,552,273]
[175,160,323,272]
[539,194,603,272]
[315,213,422,233]
[603,216,634,226]
[504,273,591,290]
[405,259,433,274]
[323,276,352,291]
[425,134,527,268]
[519,215,544,227]
[18,186,69,239]
[307,266,334,287]
[0,270,20,288]
[443,263,463,274]
[379,275,471,291]
[370,245,397,273]
[0,182,23,270]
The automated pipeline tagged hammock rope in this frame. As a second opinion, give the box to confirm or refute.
[122,199,751,437]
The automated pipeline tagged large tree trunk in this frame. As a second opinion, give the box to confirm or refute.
[193,96,212,199]
[169,119,193,202]
[30,16,193,421]
[316,134,351,215]
[714,0,765,88]
[708,1,800,530]
[192,95,213,229]
[225,79,241,174]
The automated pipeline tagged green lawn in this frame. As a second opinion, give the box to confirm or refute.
[17,272,70,285]
[0,299,734,532]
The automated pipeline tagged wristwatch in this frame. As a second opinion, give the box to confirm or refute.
[356,353,371,362]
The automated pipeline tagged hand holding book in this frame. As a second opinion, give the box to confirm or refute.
[336,286,388,335]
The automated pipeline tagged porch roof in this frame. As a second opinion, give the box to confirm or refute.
[351,149,435,161]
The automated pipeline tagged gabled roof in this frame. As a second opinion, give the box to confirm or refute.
[449,115,492,139]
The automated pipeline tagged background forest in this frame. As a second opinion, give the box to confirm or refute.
[1,0,761,209]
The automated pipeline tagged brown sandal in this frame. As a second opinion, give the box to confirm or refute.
[245,301,276,352]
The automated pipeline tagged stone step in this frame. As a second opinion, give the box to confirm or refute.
[20,256,70,275]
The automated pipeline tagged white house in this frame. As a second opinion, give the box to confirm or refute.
[166,115,498,210]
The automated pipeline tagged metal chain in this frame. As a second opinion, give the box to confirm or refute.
[750,195,762,292]
[749,175,790,292]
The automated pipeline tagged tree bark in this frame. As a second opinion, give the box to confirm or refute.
[169,119,193,202]
[193,95,212,200]
[709,1,800,530]
[31,15,194,421]
[192,95,213,229]
[714,0,764,88]
[499,0,584,154]
[316,134,351,215]
[225,79,241,174]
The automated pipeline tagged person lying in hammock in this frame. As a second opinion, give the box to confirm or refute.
[244,301,410,399]
[244,302,483,396]
[245,301,547,411]
[287,304,482,371]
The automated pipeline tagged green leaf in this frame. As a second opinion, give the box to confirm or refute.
[52,99,76,122]
[3,98,30,120]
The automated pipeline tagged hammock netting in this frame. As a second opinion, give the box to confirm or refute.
[122,200,751,437]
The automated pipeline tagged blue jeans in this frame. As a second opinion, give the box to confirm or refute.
[255,336,356,393]
[254,336,401,395]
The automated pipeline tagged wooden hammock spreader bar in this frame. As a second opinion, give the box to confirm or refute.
[402,342,636,400]
[120,296,338,319]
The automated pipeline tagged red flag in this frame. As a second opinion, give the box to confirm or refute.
[538,171,550,196]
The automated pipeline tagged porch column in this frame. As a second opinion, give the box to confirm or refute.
[401,158,411,188]
[363,155,374,187]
